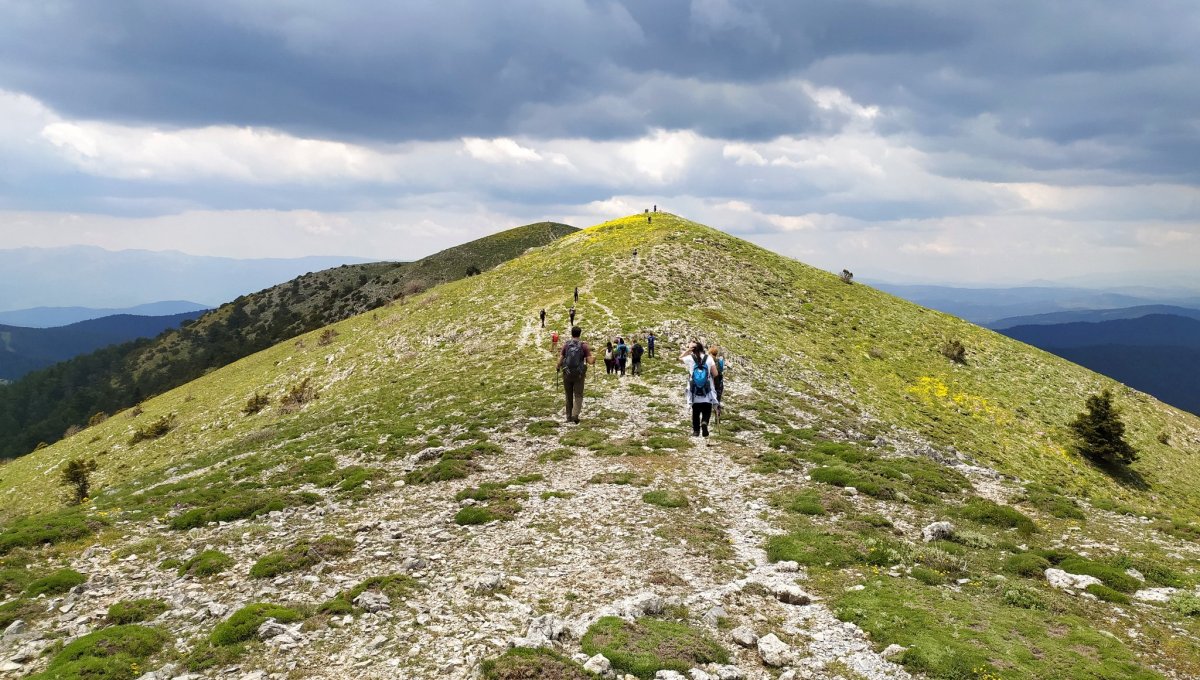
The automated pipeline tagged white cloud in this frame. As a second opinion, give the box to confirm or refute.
[462,137,544,164]
[619,129,700,183]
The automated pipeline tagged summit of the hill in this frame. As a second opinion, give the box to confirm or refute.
[0,213,1198,680]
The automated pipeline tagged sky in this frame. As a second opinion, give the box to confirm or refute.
[0,0,1198,285]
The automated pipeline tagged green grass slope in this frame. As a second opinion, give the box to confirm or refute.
[0,221,576,460]
[1,214,1198,679]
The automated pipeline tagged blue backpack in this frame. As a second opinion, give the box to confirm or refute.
[690,356,711,397]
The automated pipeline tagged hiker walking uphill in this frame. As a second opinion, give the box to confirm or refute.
[680,341,721,443]
[647,332,656,358]
[539,308,546,328]
[556,326,595,424]
[604,341,615,375]
[574,286,579,302]
[709,346,727,404]
[550,329,559,353]
[615,337,629,376]
[569,306,576,326]
[631,338,644,376]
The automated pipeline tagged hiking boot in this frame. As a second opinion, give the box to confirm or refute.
[701,425,709,437]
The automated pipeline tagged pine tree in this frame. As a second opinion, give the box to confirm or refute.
[1069,389,1137,467]
[60,458,98,505]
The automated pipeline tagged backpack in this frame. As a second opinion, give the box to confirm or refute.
[604,348,613,361]
[690,356,711,397]
[617,343,628,359]
[632,344,644,360]
[563,340,586,376]
[715,358,725,375]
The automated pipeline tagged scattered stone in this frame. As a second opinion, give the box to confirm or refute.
[2,619,26,638]
[1133,588,1177,603]
[775,561,800,573]
[1045,568,1102,591]
[921,521,955,543]
[257,618,291,641]
[881,643,906,659]
[689,669,714,680]
[470,573,506,593]
[583,654,611,675]
[715,664,745,679]
[757,633,791,667]
[772,584,812,606]
[1125,568,1145,582]
[0,661,23,672]
[353,590,391,612]
[844,486,859,496]
[656,671,687,680]
[701,605,726,626]
[527,614,567,642]
[731,626,758,648]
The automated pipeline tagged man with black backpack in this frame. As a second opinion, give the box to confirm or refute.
[556,326,594,424]
[680,340,721,442]
[630,338,644,376]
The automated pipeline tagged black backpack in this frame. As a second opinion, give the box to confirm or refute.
[632,344,644,360]
[562,340,586,376]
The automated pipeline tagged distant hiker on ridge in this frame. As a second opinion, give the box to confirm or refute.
[539,308,546,328]
[680,340,721,443]
[647,331,656,358]
[556,326,595,424]
[653,204,657,212]
[569,306,576,325]
[574,286,579,302]
[631,338,644,376]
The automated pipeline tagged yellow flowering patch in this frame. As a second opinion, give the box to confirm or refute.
[907,376,1009,425]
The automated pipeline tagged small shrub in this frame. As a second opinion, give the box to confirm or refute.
[343,574,421,604]
[1004,553,1051,578]
[481,647,591,680]
[911,566,945,585]
[25,568,87,597]
[581,616,729,678]
[37,625,168,679]
[179,550,234,578]
[242,392,270,415]
[642,490,689,508]
[317,328,338,346]
[107,598,169,624]
[280,377,317,410]
[839,269,854,284]
[1025,489,1086,520]
[1003,585,1047,610]
[1069,389,1137,467]
[940,338,966,363]
[949,529,995,549]
[778,490,825,515]
[250,535,354,578]
[1086,583,1131,604]
[538,448,575,463]
[0,507,104,555]
[1170,592,1200,617]
[960,497,1037,535]
[455,503,519,525]
[589,472,641,486]
[59,458,98,505]
[210,603,303,645]
[915,545,967,576]
[87,411,109,427]
[62,424,82,439]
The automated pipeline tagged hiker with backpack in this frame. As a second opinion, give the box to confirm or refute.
[647,332,656,358]
[709,346,726,404]
[680,341,721,442]
[556,326,595,424]
[539,308,546,328]
[631,338,644,376]
[569,306,576,326]
[604,341,615,375]
[615,337,629,376]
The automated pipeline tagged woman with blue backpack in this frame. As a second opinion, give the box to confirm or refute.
[680,340,721,442]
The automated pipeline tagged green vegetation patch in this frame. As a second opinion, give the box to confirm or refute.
[0,507,106,555]
[774,489,827,515]
[249,535,354,578]
[1005,553,1051,578]
[1023,485,1086,520]
[538,448,575,463]
[168,490,319,530]
[766,526,864,568]
[835,577,1161,680]
[1171,592,1200,617]
[581,616,729,679]
[1086,583,1131,604]
[1057,557,1140,593]
[642,490,690,508]
[107,598,170,625]
[559,428,607,449]
[25,568,86,597]
[405,440,502,485]
[210,603,303,646]
[481,646,594,680]
[322,573,422,614]
[588,471,646,486]
[959,497,1038,535]
[29,624,169,680]
[179,549,234,578]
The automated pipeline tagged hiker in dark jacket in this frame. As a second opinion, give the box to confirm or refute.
[615,337,629,376]
[569,306,576,326]
[709,346,726,404]
[556,326,594,423]
[604,341,615,375]
[574,287,579,302]
[631,339,644,376]
[539,308,546,328]
[680,341,720,442]
[647,332,656,358]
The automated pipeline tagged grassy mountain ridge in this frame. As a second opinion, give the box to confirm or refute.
[0,221,576,459]
[0,214,1198,679]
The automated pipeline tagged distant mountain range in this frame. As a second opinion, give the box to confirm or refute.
[0,301,210,328]
[0,246,372,311]
[999,313,1200,416]
[873,283,1200,325]
[0,311,206,381]
[989,305,1200,330]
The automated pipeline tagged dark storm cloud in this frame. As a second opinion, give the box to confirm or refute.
[0,0,1197,180]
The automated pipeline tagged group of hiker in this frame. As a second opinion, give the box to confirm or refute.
[549,294,726,441]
